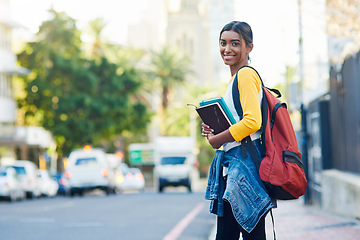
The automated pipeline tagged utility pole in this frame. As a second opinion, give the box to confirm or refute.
[298,0,310,205]
[298,0,304,106]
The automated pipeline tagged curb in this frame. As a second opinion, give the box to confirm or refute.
[208,224,216,240]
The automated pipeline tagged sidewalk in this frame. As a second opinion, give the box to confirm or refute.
[208,199,360,240]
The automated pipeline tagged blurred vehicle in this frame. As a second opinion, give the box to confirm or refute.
[52,172,70,196]
[8,160,41,199]
[0,167,25,202]
[153,137,198,192]
[116,163,145,192]
[65,146,117,196]
[129,168,145,190]
[37,170,59,197]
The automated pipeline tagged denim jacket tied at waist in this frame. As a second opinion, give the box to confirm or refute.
[205,141,274,233]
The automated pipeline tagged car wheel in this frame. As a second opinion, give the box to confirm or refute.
[78,189,84,196]
[105,187,112,195]
[8,193,15,202]
[70,189,76,197]
[187,178,192,192]
[26,192,34,199]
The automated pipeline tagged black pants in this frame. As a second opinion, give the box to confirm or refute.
[215,201,266,240]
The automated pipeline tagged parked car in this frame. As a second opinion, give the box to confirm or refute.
[8,160,41,199]
[129,167,145,191]
[65,146,117,196]
[37,170,59,197]
[0,167,25,202]
[116,163,145,192]
[52,172,70,196]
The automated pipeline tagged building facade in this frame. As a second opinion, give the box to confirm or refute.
[0,0,21,124]
[0,0,55,169]
[127,0,235,87]
[166,0,212,85]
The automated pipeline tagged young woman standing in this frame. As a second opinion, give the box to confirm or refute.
[203,21,274,240]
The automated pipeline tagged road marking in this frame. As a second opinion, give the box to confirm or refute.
[20,218,56,223]
[63,222,104,228]
[163,202,205,240]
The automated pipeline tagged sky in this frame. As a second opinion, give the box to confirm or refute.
[231,0,304,89]
[10,0,328,103]
[10,0,148,44]
[10,0,300,57]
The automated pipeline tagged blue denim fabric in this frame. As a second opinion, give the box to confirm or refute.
[205,140,274,233]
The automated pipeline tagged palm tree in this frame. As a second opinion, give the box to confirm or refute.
[86,17,118,60]
[149,46,193,110]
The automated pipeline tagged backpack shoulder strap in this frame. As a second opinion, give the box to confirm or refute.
[232,65,263,118]
[232,74,248,158]
[232,66,268,150]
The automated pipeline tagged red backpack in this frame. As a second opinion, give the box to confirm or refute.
[233,66,307,200]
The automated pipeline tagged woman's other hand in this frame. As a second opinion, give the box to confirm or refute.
[201,123,213,137]
[201,123,221,149]
[202,122,235,149]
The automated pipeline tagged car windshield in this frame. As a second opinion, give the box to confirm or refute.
[130,168,141,174]
[12,166,26,175]
[119,164,130,174]
[161,157,186,165]
[75,157,97,166]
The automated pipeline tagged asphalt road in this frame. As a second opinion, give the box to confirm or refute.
[0,189,215,240]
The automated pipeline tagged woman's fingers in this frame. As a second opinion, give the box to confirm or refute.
[201,122,209,128]
[201,122,214,136]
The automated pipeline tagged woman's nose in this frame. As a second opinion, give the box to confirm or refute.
[225,44,231,52]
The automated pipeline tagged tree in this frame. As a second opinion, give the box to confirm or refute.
[326,0,360,42]
[16,10,151,157]
[87,17,108,59]
[148,46,193,110]
[157,79,226,176]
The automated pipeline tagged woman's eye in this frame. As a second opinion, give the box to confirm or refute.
[220,42,226,46]
[232,42,239,46]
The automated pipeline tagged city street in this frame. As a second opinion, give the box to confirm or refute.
[2,187,360,240]
[0,189,215,240]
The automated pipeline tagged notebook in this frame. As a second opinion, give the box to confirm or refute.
[191,97,236,135]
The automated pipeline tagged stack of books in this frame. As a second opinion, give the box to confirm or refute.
[190,97,235,135]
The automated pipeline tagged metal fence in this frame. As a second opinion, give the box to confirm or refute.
[329,51,360,173]
[304,94,332,205]
[304,50,360,205]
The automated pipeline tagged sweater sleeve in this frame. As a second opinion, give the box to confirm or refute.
[228,67,262,142]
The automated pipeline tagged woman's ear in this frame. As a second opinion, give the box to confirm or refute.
[247,43,254,54]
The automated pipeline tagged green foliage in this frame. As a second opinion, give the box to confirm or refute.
[274,65,297,107]
[160,81,226,175]
[16,10,151,156]
[149,46,193,110]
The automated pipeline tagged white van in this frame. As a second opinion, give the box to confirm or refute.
[153,137,198,192]
[65,147,116,196]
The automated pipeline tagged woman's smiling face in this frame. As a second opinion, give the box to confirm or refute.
[219,30,253,73]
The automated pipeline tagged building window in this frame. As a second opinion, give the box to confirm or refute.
[0,25,5,49]
[0,24,12,51]
[6,75,13,98]
[0,73,4,97]
[177,33,194,58]
[0,73,13,99]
